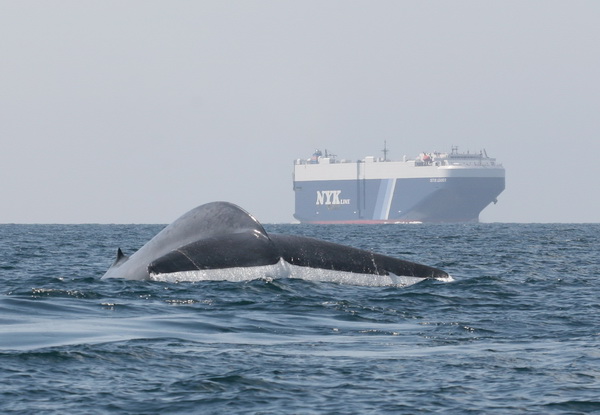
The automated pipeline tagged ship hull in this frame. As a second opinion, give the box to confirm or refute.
[294,175,505,224]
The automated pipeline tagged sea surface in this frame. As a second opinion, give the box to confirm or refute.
[1,222,599,414]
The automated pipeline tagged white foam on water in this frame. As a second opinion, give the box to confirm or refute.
[435,274,455,283]
[149,259,452,287]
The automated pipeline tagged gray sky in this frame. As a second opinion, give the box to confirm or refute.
[1,1,599,224]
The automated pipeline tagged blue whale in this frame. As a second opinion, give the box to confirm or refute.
[102,202,449,286]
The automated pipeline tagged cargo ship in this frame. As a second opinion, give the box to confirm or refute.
[293,146,505,223]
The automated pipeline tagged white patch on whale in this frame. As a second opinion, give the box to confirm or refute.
[149,258,454,287]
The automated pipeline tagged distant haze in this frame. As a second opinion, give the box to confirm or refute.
[1,1,599,223]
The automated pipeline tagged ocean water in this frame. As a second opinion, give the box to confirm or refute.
[1,222,599,414]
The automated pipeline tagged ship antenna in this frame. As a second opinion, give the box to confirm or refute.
[382,140,389,161]
[324,149,337,159]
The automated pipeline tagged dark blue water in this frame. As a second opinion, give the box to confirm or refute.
[1,223,599,414]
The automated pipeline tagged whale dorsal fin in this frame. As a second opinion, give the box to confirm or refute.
[111,247,129,267]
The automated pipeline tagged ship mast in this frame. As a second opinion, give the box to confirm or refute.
[382,141,389,161]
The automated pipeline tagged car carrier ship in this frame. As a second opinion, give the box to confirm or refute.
[293,146,505,223]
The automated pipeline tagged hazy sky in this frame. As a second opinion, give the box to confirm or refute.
[1,1,599,223]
